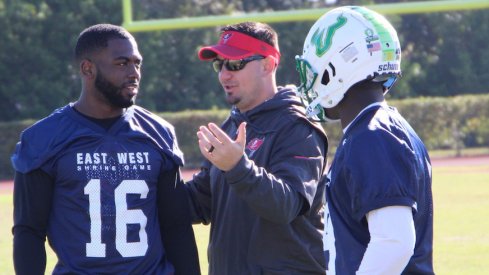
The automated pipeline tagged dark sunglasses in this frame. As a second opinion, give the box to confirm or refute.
[212,55,265,72]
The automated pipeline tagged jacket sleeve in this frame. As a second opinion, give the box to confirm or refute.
[13,169,54,275]
[157,166,201,275]
[225,121,327,224]
[184,160,213,224]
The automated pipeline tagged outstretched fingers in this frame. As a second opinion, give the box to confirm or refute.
[195,122,247,171]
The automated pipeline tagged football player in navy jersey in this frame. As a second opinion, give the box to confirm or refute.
[296,6,434,274]
[11,24,200,275]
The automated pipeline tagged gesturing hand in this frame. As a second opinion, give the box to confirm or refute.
[197,122,247,171]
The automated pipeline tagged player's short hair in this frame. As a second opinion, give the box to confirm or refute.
[221,22,279,52]
[74,24,134,61]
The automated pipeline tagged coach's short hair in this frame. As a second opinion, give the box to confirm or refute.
[221,22,279,52]
[74,24,134,61]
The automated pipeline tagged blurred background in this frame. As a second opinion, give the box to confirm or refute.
[1,0,488,120]
[0,0,488,177]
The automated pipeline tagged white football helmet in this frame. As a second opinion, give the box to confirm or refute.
[295,6,401,121]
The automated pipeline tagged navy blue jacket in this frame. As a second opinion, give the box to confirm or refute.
[187,87,328,274]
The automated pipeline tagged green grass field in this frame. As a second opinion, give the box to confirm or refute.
[1,161,488,274]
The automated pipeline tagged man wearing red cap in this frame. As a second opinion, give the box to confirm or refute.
[185,22,328,274]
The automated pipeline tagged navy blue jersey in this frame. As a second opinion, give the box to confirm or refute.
[324,103,434,274]
[12,104,183,274]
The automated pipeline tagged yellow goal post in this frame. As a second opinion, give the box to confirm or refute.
[121,0,489,33]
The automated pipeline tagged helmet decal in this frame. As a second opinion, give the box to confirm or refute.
[310,15,347,57]
[354,6,399,62]
[365,29,381,55]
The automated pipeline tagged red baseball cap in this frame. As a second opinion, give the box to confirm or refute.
[198,31,281,63]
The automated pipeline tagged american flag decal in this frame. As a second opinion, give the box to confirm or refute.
[367,42,381,53]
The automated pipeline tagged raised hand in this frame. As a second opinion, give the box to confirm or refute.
[197,122,247,171]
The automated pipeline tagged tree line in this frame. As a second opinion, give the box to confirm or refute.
[1,0,488,122]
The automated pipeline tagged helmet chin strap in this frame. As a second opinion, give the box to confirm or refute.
[305,97,341,123]
[305,97,323,119]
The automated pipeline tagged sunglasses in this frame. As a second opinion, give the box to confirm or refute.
[212,55,265,72]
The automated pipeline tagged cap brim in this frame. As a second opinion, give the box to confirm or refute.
[198,44,254,60]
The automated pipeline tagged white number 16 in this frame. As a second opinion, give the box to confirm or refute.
[84,179,149,257]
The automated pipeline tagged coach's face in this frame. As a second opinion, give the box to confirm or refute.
[217,54,270,113]
[92,38,142,108]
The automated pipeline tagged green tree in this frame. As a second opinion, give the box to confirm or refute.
[1,0,488,122]
[391,10,489,98]
[0,0,122,121]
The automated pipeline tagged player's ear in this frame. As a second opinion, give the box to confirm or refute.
[80,59,95,78]
[262,56,277,75]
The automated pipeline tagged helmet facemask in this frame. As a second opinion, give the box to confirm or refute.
[295,56,325,122]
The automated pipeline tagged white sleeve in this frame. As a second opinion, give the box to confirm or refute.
[356,205,415,275]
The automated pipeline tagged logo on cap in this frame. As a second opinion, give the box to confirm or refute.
[222,33,232,44]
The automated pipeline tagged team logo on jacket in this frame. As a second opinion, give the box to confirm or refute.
[246,138,264,156]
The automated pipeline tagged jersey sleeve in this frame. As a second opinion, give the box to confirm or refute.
[129,107,184,167]
[11,106,91,175]
[345,129,418,221]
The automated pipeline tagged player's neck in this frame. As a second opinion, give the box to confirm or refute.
[74,94,125,119]
[339,86,384,128]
